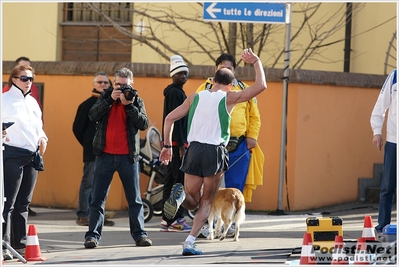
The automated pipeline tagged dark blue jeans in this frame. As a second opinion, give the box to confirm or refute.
[376,141,397,232]
[76,161,94,218]
[85,153,148,243]
[2,155,38,249]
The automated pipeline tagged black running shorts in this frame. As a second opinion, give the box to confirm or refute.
[180,141,229,177]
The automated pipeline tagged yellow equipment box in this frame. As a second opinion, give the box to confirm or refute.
[306,216,343,250]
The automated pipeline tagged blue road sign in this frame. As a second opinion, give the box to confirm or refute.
[203,2,287,24]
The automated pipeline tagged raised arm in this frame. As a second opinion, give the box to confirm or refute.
[227,49,267,107]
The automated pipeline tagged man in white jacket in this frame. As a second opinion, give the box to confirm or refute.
[370,69,397,233]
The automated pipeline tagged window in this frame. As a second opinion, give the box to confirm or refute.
[61,3,132,62]
[63,3,132,23]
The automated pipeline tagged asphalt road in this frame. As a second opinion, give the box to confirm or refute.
[2,201,396,266]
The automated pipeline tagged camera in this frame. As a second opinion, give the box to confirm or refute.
[118,84,137,101]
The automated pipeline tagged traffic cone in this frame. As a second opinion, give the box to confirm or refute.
[299,232,316,265]
[24,225,46,261]
[353,237,371,265]
[361,215,376,241]
[331,235,348,265]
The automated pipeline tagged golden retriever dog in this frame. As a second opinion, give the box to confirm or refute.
[207,188,245,241]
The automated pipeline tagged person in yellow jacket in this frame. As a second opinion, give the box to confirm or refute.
[196,53,264,202]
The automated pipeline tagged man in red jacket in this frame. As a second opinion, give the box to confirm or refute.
[72,71,115,227]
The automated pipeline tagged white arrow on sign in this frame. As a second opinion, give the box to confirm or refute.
[206,2,221,19]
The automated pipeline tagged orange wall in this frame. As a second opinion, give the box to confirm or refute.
[1,73,384,212]
[287,84,383,210]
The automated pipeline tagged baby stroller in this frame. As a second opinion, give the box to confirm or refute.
[139,126,167,223]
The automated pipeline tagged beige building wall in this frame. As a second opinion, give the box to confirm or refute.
[1,2,396,75]
[2,2,62,61]
[350,2,397,74]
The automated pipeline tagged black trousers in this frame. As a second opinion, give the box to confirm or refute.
[2,154,38,249]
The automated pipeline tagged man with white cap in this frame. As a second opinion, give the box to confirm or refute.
[160,55,192,232]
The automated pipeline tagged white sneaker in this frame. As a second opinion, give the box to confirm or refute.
[3,249,12,261]
[226,223,235,237]
[197,223,209,238]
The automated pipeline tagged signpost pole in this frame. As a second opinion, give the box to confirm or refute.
[276,3,292,215]
[202,2,291,215]
[0,64,3,262]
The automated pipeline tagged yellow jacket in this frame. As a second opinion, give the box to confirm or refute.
[243,143,264,202]
[196,78,264,202]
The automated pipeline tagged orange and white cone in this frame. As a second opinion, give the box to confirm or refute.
[331,235,348,265]
[299,232,316,265]
[354,237,371,265]
[361,215,376,241]
[24,225,46,261]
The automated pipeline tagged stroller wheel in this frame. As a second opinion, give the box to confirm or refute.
[142,198,154,223]
[153,210,162,216]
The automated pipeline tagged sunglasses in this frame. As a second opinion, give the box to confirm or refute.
[96,81,109,84]
[14,76,34,82]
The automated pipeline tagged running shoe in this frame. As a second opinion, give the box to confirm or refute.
[160,219,169,232]
[197,223,209,238]
[160,218,192,232]
[169,218,192,232]
[163,183,185,220]
[226,222,236,238]
[182,241,203,256]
